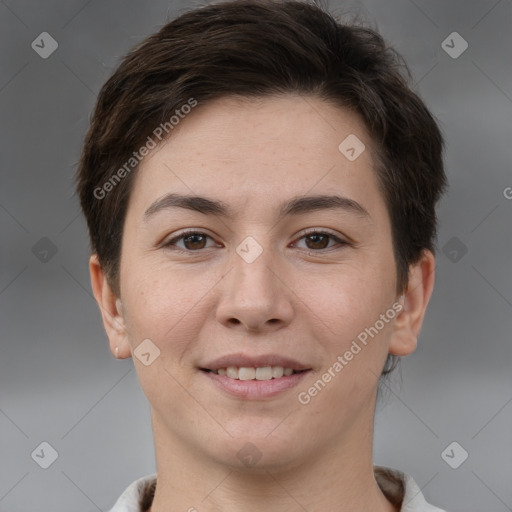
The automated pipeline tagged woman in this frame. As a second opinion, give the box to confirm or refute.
[76,1,448,510]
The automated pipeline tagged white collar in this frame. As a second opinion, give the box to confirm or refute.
[108,466,447,512]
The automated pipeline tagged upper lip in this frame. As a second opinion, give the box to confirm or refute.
[200,353,311,372]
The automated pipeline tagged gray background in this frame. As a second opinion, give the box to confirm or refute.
[1,0,511,510]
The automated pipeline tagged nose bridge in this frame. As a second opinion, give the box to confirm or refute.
[231,239,279,306]
[216,236,294,331]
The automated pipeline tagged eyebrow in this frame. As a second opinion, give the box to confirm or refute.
[143,193,371,222]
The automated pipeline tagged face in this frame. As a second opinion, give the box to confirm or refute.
[97,94,421,472]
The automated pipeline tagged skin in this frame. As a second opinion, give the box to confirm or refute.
[90,94,435,512]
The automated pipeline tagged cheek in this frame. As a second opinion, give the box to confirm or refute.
[297,259,396,413]
[300,258,394,346]
[120,266,210,409]
[121,262,219,353]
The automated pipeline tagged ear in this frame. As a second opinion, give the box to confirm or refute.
[389,249,436,357]
[89,254,131,359]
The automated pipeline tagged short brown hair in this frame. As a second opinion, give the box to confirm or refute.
[76,0,447,372]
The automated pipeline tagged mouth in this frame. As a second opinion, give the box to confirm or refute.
[200,366,308,381]
[199,355,312,399]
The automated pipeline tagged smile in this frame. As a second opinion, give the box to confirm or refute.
[199,354,312,398]
[203,366,306,381]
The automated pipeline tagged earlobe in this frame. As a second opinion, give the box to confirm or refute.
[388,250,436,357]
[89,254,132,359]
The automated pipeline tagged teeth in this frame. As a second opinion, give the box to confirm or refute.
[272,366,284,378]
[239,367,256,380]
[226,366,238,379]
[255,367,272,380]
[212,366,300,380]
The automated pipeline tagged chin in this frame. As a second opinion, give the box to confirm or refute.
[206,429,312,474]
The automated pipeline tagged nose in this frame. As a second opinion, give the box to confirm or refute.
[215,246,294,333]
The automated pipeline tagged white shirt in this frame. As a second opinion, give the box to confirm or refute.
[108,466,447,511]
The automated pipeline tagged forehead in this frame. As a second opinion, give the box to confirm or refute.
[127,94,386,223]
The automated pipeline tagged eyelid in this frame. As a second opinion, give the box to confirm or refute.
[295,227,347,240]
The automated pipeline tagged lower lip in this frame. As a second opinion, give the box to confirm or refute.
[201,370,311,399]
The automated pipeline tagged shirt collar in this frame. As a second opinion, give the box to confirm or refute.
[108,466,446,512]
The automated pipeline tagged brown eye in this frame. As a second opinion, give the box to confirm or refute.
[305,233,330,250]
[164,231,215,252]
[181,233,208,250]
[294,231,349,252]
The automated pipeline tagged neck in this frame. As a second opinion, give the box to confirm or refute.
[147,411,397,512]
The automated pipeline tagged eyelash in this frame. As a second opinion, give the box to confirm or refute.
[162,229,350,254]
